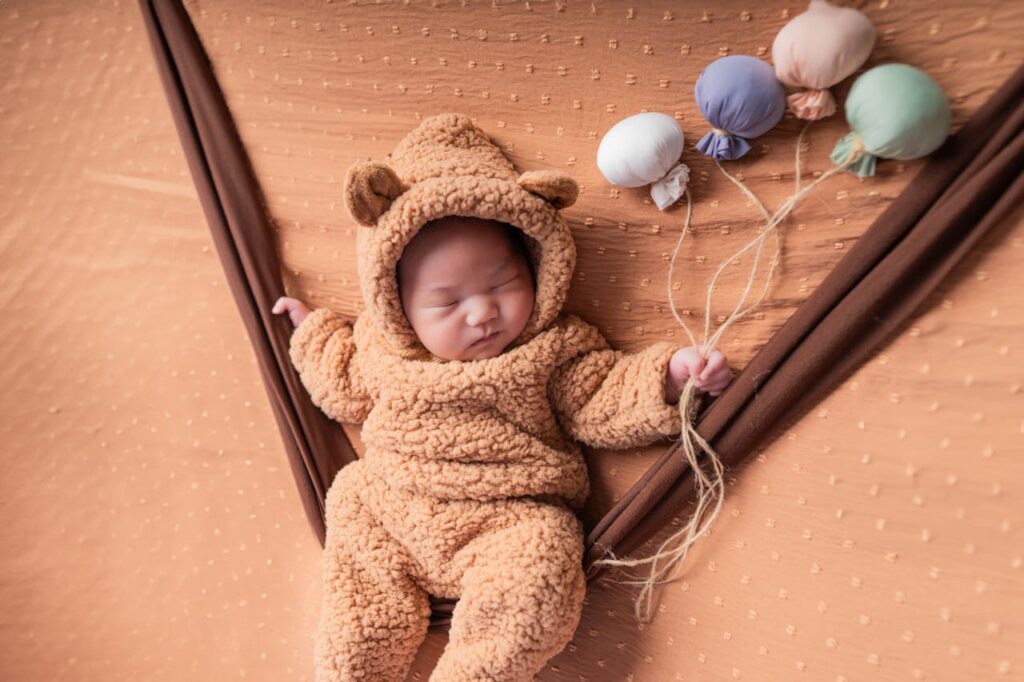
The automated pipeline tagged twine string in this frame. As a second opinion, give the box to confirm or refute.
[591,128,864,624]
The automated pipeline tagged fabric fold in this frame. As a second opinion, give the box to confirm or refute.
[695,130,751,161]
[788,89,837,120]
[138,0,360,548]
[832,131,878,176]
[650,163,690,209]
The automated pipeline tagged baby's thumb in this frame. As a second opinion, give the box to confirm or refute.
[682,355,704,377]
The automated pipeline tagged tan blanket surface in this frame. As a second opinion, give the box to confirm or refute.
[1,1,1021,679]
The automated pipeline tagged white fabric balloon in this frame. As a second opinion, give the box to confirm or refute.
[597,112,690,210]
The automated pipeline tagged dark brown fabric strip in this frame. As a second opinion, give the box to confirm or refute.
[139,0,461,627]
[139,0,360,547]
[584,63,1024,576]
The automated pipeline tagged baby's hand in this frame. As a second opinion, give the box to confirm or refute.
[272,296,311,328]
[664,346,732,405]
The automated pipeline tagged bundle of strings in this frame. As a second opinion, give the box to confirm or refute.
[590,123,866,624]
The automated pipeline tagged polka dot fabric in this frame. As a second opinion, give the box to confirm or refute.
[1,1,1021,680]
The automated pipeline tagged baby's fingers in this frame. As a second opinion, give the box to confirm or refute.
[272,296,294,313]
[704,375,733,393]
[699,350,727,382]
[701,371,734,396]
[670,347,704,378]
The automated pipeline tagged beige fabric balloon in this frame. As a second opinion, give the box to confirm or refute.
[772,0,876,120]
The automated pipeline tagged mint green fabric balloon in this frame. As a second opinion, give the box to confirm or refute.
[831,63,951,176]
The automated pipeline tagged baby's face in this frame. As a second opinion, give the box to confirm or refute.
[397,217,535,361]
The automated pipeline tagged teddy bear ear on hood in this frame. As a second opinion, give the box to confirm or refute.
[517,170,579,210]
[344,160,408,227]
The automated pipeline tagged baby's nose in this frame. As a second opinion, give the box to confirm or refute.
[465,296,498,326]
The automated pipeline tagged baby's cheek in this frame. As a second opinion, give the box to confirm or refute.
[444,317,472,348]
[515,291,536,321]
[410,309,443,339]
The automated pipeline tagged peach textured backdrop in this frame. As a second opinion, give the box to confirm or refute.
[1,1,1021,680]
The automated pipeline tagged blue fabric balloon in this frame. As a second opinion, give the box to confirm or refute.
[694,55,787,161]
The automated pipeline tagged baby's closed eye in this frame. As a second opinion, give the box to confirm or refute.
[491,275,518,290]
[422,274,520,309]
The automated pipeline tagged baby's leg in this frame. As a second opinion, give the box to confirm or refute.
[429,503,586,682]
[316,467,431,682]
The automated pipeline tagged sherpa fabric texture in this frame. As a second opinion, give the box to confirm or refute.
[289,113,683,681]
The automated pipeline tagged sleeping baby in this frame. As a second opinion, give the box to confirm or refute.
[271,113,732,682]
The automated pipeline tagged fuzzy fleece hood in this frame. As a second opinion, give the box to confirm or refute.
[343,112,581,360]
[287,114,683,511]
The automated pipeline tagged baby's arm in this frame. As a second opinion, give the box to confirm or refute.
[548,318,732,450]
[273,297,374,425]
[549,340,683,449]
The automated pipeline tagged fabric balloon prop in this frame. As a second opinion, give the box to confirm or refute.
[597,112,690,210]
[694,55,786,161]
[594,56,789,620]
[831,63,952,176]
[593,63,949,624]
[772,0,876,120]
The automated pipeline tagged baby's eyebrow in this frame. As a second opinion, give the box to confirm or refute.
[489,257,511,275]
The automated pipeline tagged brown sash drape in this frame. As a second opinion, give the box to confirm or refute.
[139,0,1024,629]
[139,0,359,549]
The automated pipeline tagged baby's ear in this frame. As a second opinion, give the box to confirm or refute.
[344,161,408,227]
[517,170,579,210]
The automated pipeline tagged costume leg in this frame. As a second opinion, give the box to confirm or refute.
[315,468,432,682]
[429,505,586,682]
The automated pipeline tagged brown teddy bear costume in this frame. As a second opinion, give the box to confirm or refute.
[288,113,684,681]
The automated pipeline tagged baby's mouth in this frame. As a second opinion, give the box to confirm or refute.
[471,330,501,347]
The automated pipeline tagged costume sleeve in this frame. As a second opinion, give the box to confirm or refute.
[548,319,683,450]
[288,307,374,425]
